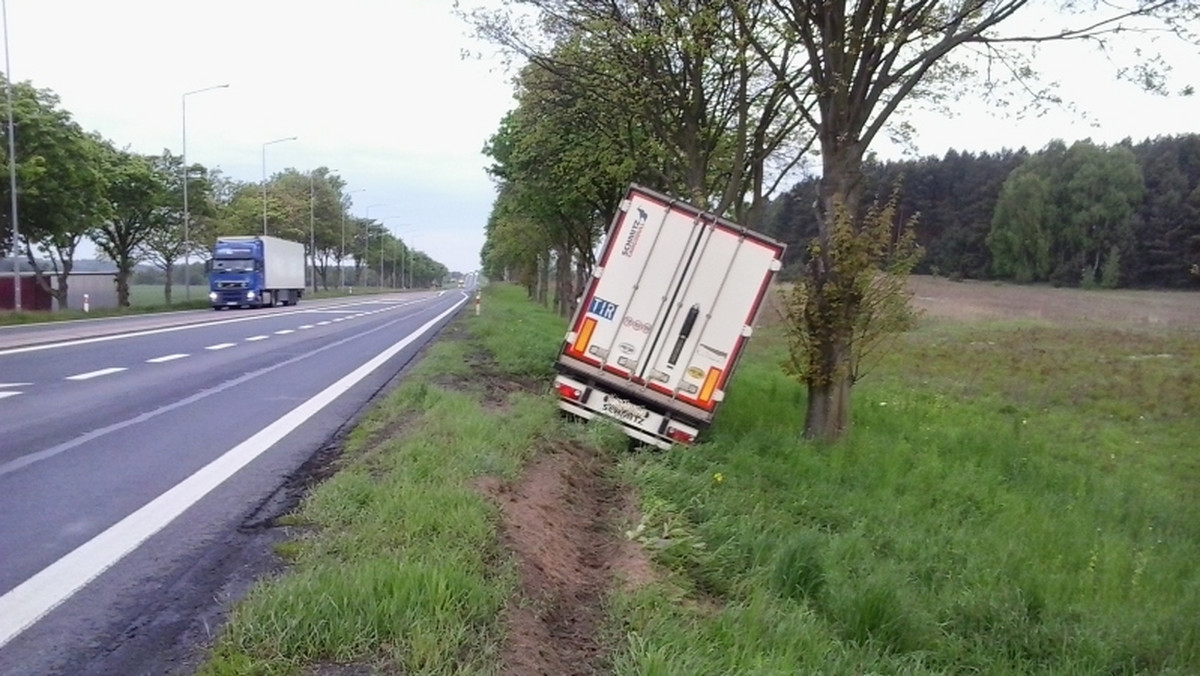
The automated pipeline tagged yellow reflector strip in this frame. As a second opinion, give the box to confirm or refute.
[573,317,597,354]
[699,367,722,402]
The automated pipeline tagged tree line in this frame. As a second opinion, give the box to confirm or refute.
[0,75,447,309]
[463,1,1197,443]
[760,134,1200,289]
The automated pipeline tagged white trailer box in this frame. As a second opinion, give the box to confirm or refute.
[257,236,306,290]
[554,184,785,449]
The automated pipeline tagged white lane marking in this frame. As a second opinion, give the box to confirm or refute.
[0,382,32,388]
[0,392,21,400]
[298,325,314,330]
[0,294,467,648]
[274,329,294,335]
[332,318,346,322]
[316,321,331,326]
[205,343,236,351]
[0,299,428,357]
[246,335,270,342]
[146,354,188,364]
[306,309,360,314]
[65,368,127,381]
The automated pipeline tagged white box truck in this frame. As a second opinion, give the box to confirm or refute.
[208,235,307,309]
[554,184,785,449]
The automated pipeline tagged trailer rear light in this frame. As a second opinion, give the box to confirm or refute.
[556,383,583,401]
[666,427,695,444]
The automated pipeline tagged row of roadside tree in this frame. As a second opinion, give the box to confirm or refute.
[0,74,447,310]
[460,1,1198,442]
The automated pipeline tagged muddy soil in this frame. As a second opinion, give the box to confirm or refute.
[475,440,653,676]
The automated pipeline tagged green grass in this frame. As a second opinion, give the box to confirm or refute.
[612,315,1200,674]
[197,284,569,675]
[196,283,1200,674]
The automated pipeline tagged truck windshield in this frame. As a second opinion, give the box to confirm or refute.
[212,258,256,273]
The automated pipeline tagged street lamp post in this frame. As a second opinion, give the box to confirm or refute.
[340,188,365,288]
[3,0,19,311]
[261,136,297,235]
[380,218,409,290]
[393,226,423,290]
[362,203,385,286]
[181,83,229,302]
[309,171,316,293]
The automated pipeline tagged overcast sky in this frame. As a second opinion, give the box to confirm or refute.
[6,1,1199,274]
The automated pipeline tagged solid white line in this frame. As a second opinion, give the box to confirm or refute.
[205,343,236,351]
[0,392,21,400]
[145,354,188,364]
[65,368,127,381]
[274,329,294,335]
[0,382,32,388]
[0,294,466,648]
[245,335,269,342]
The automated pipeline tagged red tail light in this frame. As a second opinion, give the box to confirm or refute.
[666,427,695,444]
[556,383,583,400]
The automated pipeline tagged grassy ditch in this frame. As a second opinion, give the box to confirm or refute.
[198,282,1200,674]
[197,283,577,675]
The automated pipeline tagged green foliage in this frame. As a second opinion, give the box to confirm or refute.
[988,167,1053,282]
[783,191,923,388]
[989,140,1144,287]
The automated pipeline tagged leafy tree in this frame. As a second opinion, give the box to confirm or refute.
[743,1,1197,441]
[0,78,110,309]
[1058,141,1143,283]
[135,151,213,304]
[94,148,165,306]
[988,166,1054,282]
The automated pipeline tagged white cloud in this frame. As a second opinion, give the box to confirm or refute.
[4,1,1197,273]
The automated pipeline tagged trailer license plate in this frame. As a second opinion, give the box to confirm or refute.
[601,394,650,426]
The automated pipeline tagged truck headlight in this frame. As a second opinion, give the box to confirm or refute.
[209,292,218,301]
[246,291,257,299]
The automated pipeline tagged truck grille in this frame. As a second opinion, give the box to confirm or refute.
[215,280,248,289]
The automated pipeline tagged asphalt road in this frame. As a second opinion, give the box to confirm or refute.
[0,290,469,674]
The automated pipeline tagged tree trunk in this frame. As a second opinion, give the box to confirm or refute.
[163,263,175,305]
[537,252,549,307]
[554,244,571,317]
[801,140,867,442]
[116,267,132,308]
[803,335,853,442]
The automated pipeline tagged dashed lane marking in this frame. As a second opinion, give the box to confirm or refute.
[316,321,331,326]
[298,325,314,330]
[205,343,236,351]
[0,382,33,388]
[0,392,21,401]
[0,293,469,649]
[274,329,294,335]
[245,335,269,342]
[65,368,127,381]
[146,354,188,364]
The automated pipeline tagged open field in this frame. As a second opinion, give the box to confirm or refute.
[196,280,1199,674]
[906,275,1198,327]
